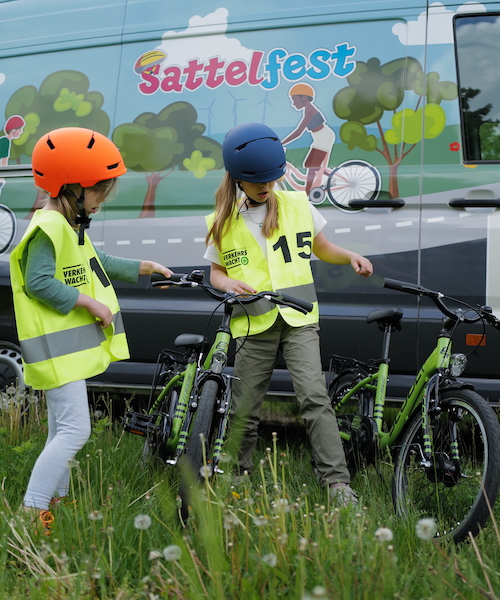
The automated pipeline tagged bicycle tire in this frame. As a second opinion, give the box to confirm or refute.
[393,388,500,543]
[330,372,375,475]
[178,378,219,520]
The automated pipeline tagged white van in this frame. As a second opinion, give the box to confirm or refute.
[2,0,500,401]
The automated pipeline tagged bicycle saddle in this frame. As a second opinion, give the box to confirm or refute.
[366,307,403,331]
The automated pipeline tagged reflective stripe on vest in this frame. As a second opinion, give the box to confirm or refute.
[21,312,125,364]
[206,191,319,337]
[10,210,129,390]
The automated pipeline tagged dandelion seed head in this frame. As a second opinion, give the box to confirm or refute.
[252,515,269,527]
[149,550,162,560]
[224,515,237,530]
[134,514,152,530]
[416,518,437,540]
[374,527,394,542]
[262,553,277,567]
[88,511,103,521]
[163,545,182,561]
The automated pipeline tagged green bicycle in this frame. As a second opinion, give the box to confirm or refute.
[329,278,500,543]
[123,269,312,520]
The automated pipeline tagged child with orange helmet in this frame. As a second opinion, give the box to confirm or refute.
[10,127,172,532]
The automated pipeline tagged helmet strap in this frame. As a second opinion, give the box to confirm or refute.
[65,188,92,245]
[244,196,266,207]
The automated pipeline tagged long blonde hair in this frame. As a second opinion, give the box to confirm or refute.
[206,172,281,250]
[45,179,118,224]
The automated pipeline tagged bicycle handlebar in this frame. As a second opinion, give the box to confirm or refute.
[383,277,500,329]
[150,271,313,315]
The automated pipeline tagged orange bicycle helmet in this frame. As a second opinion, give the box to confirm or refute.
[32,127,126,198]
[289,83,315,99]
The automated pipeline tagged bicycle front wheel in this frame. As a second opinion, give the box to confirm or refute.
[178,378,219,521]
[393,389,500,543]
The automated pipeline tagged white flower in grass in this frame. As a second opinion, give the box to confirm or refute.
[252,515,269,527]
[88,511,103,521]
[416,518,437,540]
[163,545,182,561]
[262,553,277,567]
[224,514,237,530]
[374,527,393,542]
[134,514,152,530]
[148,550,162,560]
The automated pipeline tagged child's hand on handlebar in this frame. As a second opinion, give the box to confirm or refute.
[224,279,257,296]
[140,260,173,278]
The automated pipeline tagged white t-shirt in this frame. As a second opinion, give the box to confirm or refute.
[204,200,327,266]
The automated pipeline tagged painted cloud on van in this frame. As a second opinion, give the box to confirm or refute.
[393,2,486,45]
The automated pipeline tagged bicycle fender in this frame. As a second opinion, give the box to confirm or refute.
[439,379,474,392]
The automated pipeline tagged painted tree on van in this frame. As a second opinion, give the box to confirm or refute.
[113,102,222,218]
[4,70,110,217]
[333,57,458,198]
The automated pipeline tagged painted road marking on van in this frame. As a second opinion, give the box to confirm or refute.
[335,228,351,233]
[168,239,182,243]
[194,237,205,242]
[427,216,445,223]
[365,224,381,230]
[396,221,413,227]
[142,239,156,244]
[117,240,131,245]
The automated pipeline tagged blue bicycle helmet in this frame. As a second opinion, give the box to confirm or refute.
[222,123,286,182]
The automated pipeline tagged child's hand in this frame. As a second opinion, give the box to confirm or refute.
[140,260,173,278]
[87,299,114,328]
[351,255,373,278]
[76,293,114,328]
[224,279,257,295]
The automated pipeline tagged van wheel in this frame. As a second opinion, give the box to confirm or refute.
[0,316,24,390]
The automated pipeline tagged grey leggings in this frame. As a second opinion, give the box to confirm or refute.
[23,380,91,510]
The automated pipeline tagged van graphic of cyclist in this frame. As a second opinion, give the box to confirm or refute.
[281,84,335,196]
[0,115,26,194]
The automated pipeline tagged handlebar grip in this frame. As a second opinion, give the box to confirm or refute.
[383,278,433,296]
[150,272,185,284]
[279,292,314,313]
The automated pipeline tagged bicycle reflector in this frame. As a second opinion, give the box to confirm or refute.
[449,353,467,377]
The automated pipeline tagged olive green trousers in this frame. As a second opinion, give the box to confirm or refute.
[229,314,350,485]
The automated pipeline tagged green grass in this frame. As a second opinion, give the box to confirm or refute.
[1,389,500,599]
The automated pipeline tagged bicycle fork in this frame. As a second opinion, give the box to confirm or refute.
[418,373,461,486]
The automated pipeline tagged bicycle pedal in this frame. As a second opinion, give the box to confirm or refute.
[123,411,159,436]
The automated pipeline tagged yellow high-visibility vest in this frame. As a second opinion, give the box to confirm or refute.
[206,191,319,338]
[10,210,129,390]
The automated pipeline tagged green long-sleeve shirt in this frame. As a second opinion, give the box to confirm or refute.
[22,228,141,315]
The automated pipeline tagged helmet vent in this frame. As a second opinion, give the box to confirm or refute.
[87,136,95,149]
[107,163,120,171]
[46,138,55,150]
[34,169,44,176]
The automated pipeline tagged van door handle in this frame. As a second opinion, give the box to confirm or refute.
[449,198,500,208]
[348,198,405,208]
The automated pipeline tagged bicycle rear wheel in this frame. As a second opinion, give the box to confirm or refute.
[393,389,500,543]
[329,372,376,475]
[178,378,219,520]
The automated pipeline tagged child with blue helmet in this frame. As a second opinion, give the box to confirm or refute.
[205,122,373,506]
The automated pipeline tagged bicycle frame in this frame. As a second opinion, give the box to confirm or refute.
[334,323,453,450]
[146,296,234,462]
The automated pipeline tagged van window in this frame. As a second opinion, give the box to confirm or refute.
[455,13,500,162]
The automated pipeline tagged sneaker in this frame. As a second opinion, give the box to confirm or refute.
[329,483,359,507]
